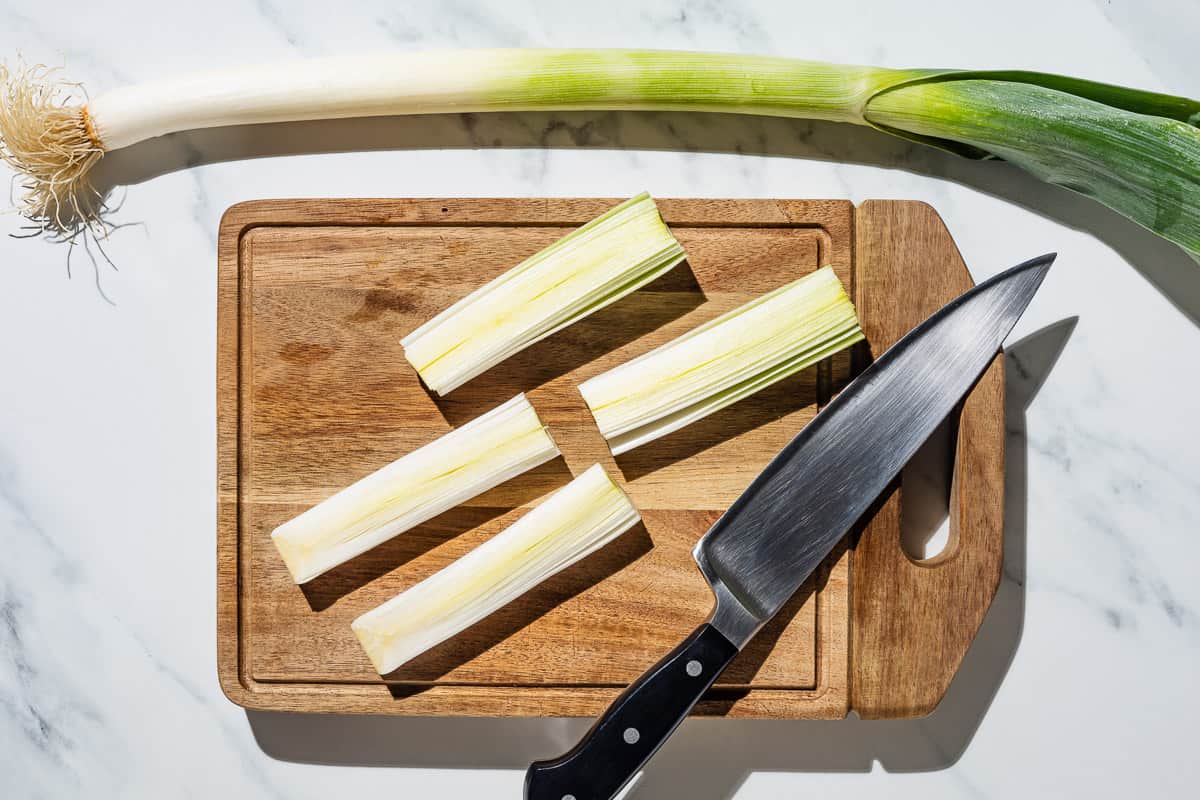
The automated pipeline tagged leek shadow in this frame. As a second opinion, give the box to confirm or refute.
[245,319,1072,792]
[614,361,820,482]
[89,109,1200,326]
[300,457,572,611]
[382,521,653,686]
[427,262,705,425]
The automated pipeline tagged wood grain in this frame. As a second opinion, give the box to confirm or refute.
[849,200,1006,719]
[216,197,999,719]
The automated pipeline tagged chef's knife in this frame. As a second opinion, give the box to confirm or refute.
[525,253,1054,800]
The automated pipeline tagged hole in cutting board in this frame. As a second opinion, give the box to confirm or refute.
[900,413,958,561]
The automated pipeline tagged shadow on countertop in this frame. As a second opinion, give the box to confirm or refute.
[244,318,1076,798]
[89,110,1200,326]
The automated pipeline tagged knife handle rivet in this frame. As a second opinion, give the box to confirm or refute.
[623,727,641,745]
[686,659,703,677]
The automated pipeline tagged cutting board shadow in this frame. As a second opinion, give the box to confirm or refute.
[219,197,1019,720]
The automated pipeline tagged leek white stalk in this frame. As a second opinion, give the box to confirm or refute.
[351,463,639,674]
[272,394,558,584]
[401,192,685,395]
[580,266,863,455]
[2,50,1197,259]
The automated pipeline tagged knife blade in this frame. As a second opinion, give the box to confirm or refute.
[525,253,1054,800]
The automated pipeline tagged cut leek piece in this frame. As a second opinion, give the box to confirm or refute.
[580,265,864,455]
[401,192,686,395]
[271,394,559,584]
[352,464,639,674]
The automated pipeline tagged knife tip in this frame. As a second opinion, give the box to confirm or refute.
[1000,252,1056,289]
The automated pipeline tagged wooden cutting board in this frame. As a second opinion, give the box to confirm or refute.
[216,198,1004,719]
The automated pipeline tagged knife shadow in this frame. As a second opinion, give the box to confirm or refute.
[243,319,1074,795]
[624,317,1078,796]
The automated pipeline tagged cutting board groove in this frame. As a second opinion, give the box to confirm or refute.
[217,198,1002,718]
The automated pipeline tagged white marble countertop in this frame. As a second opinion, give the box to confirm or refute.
[3,1,1198,797]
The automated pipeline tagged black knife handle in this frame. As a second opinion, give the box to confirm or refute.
[525,623,739,800]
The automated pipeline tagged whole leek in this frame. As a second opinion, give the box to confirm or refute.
[1,50,1196,259]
